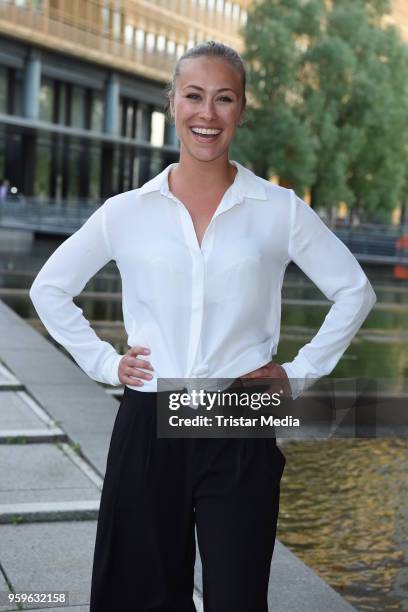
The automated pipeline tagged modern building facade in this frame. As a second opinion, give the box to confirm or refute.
[0,0,248,202]
[0,0,406,204]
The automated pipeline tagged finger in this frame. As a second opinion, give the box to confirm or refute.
[127,355,153,368]
[123,376,144,386]
[127,368,153,381]
[128,345,151,356]
[133,358,154,371]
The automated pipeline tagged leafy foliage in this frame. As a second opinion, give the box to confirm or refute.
[231,0,408,220]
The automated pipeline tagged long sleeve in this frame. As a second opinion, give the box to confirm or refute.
[280,191,377,399]
[29,198,123,386]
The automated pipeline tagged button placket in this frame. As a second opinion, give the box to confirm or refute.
[174,202,206,380]
[164,183,238,383]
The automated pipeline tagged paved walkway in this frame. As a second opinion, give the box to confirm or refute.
[0,298,355,611]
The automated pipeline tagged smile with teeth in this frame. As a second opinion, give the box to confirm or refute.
[191,127,222,138]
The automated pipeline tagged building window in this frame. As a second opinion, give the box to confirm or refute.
[135,29,144,50]
[91,92,104,132]
[67,140,82,199]
[125,104,134,139]
[112,146,119,193]
[71,85,86,129]
[120,98,138,139]
[0,124,6,181]
[217,0,224,14]
[34,136,51,199]
[157,35,166,52]
[146,32,155,51]
[13,71,23,116]
[150,149,162,177]
[112,10,122,40]
[102,5,110,33]
[89,144,101,200]
[0,67,7,114]
[39,78,53,122]
[125,24,134,46]
[56,82,68,125]
[135,104,144,140]
[150,111,165,147]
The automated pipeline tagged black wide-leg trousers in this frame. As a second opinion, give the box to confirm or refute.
[90,385,286,612]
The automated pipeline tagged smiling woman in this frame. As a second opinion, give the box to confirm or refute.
[165,49,245,168]
[160,50,247,249]
[29,40,376,612]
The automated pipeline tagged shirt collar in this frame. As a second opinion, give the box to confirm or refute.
[137,160,268,205]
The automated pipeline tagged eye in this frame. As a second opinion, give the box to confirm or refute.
[185,93,233,102]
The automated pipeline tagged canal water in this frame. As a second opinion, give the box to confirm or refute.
[1,232,408,611]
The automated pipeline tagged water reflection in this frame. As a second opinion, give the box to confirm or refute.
[277,438,408,610]
[3,268,408,381]
[1,232,408,610]
[275,338,408,381]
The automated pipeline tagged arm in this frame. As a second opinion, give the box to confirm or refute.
[29,199,123,386]
[280,191,377,399]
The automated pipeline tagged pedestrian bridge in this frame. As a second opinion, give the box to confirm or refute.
[0,197,97,236]
[1,197,407,266]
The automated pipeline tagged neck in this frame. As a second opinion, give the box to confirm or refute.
[170,151,237,196]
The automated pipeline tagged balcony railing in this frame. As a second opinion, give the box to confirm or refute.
[0,0,249,81]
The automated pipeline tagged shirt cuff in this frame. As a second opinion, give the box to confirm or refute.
[101,352,124,387]
[280,362,319,401]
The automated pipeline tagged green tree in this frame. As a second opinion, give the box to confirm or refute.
[232,0,408,221]
[398,162,408,230]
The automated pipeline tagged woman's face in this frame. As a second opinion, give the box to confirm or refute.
[170,56,245,164]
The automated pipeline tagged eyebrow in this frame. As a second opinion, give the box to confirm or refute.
[182,85,237,94]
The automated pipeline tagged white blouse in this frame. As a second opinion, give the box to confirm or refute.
[29,160,376,399]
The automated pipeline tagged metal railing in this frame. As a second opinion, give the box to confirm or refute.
[0,197,99,235]
[1,197,408,266]
[336,229,400,258]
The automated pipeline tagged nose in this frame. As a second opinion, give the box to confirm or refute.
[198,97,216,121]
